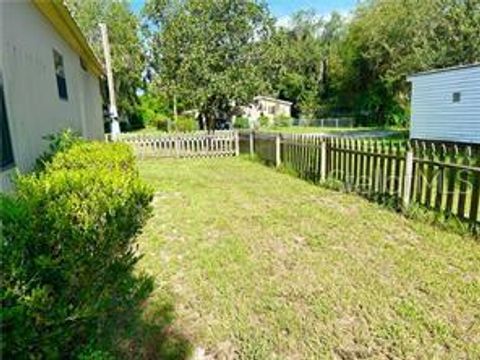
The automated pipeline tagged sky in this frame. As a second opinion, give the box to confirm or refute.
[130,0,357,19]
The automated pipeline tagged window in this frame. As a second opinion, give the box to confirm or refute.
[53,49,68,100]
[452,92,461,103]
[0,73,15,169]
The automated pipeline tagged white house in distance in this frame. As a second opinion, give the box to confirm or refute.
[408,64,480,144]
[241,96,292,125]
[1,0,105,189]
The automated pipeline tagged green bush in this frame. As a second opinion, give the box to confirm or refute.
[1,140,153,358]
[174,115,197,132]
[35,129,84,170]
[273,114,292,127]
[259,115,270,128]
[153,116,170,132]
[234,116,250,129]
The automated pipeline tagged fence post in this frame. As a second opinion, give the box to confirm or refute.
[275,133,281,167]
[234,131,240,157]
[249,130,254,158]
[320,138,327,182]
[403,147,414,209]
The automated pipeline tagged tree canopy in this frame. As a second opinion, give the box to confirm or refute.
[145,0,277,128]
[65,0,145,117]
[68,0,480,128]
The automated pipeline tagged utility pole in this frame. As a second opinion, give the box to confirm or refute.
[173,92,178,122]
[100,23,120,139]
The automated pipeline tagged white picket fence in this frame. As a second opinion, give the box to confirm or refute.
[107,131,239,159]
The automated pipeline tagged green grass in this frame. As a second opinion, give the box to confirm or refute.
[125,125,409,140]
[262,126,409,138]
[136,157,479,359]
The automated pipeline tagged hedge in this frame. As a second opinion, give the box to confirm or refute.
[0,138,154,358]
[174,115,197,132]
[233,116,250,129]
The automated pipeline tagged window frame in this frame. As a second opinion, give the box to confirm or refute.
[0,71,15,170]
[53,49,68,101]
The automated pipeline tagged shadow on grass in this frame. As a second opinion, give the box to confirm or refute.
[90,276,193,360]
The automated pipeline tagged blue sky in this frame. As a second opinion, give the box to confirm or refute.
[130,0,357,18]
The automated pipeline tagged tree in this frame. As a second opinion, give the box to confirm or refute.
[333,0,480,125]
[145,0,276,130]
[65,0,146,117]
[270,10,345,119]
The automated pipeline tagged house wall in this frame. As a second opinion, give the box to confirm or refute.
[409,66,480,144]
[257,99,291,119]
[0,1,104,188]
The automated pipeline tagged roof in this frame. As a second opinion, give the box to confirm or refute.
[254,96,293,106]
[407,63,480,80]
[32,0,103,77]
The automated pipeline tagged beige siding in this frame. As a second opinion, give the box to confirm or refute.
[0,1,104,188]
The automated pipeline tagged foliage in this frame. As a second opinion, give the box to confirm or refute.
[66,0,480,129]
[234,116,250,129]
[154,116,170,132]
[266,1,479,125]
[138,90,172,127]
[271,10,345,119]
[332,0,480,125]
[127,111,147,130]
[1,140,154,357]
[259,115,270,128]
[145,0,277,129]
[35,129,84,170]
[273,114,292,127]
[65,0,146,116]
[174,115,197,132]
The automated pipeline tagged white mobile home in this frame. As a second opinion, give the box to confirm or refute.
[1,0,105,189]
[241,96,292,125]
[407,64,480,144]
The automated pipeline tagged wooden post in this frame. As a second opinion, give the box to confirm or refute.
[100,23,120,139]
[320,138,327,182]
[275,133,281,167]
[403,148,414,209]
[234,131,240,156]
[249,130,254,158]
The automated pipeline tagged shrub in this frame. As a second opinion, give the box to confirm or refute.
[234,116,250,129]
[1,140,154,358]
[175,115,197,132]
[273,114,292,127]
[259,115,270,128]
[47,142,137,173]
[35,129,83,170]
[127,111,146,131]
[153,116,170,132]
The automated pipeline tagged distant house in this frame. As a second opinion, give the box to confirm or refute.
[408,64,480,144]
[241,96,292,125]
[1,0,105,189]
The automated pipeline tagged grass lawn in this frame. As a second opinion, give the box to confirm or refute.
[136,157,479,359]
[124,125,408,140]
[261,126,409,139]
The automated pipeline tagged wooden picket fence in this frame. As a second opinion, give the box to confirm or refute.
[108,131,239,159]
[239,131,480,225]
